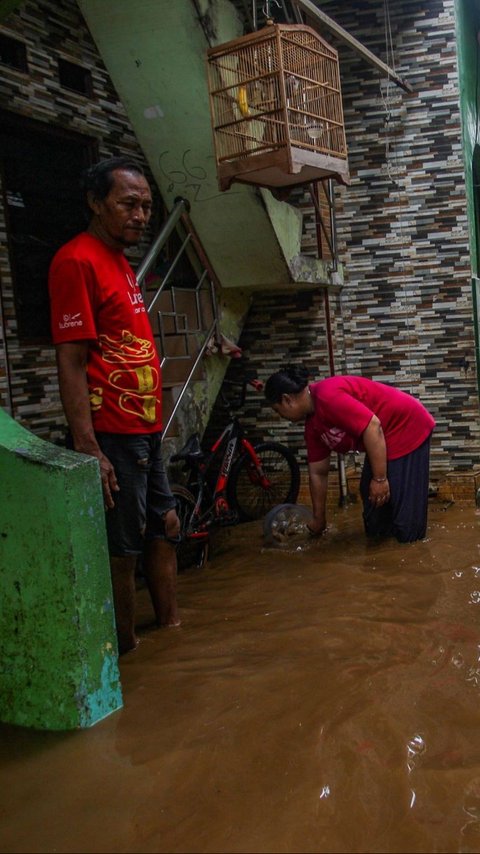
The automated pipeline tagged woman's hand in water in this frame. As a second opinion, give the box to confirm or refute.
[307,515,327,536]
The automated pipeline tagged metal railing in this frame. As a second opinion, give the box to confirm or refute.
[137,197,220,440]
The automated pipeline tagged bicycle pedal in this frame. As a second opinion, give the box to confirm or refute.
[218,512,238,526]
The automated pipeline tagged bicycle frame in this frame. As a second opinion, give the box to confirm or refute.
[183,417,271,539]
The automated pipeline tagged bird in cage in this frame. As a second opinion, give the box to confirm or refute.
[236,85,250,117]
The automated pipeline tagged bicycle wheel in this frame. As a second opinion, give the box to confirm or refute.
[171,484,209,571]
[227,441,300,522]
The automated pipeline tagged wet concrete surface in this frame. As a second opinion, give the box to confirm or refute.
[2,499,480,853]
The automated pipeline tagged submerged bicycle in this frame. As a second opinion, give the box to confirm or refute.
[169,374,300,570]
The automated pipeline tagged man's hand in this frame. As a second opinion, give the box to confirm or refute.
[75,442,119,509]
[97,451,120,509]
[56,342,120,509]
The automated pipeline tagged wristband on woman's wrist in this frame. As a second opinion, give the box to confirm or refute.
[372,476,387,483]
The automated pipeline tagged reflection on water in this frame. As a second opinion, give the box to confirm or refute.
[3,502,480,853]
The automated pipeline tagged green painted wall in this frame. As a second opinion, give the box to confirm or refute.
[0,408,122,730]
[77,0,330,290]
[456,0,480,383]
[456,0,480,274]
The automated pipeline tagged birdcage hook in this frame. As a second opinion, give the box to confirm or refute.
[262,0,281,24]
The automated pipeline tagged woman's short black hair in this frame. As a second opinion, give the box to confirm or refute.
[264,365,310,404]
[82,156,145,207]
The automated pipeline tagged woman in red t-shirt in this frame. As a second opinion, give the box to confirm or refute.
[264,365,435,543]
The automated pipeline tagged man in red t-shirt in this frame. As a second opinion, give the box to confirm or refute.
[264,365,435,543]
[49,156,180,654]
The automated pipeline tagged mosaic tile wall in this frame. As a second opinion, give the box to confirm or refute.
[205,288,348,472]
[225,0,479,478]
[0,0,157,440]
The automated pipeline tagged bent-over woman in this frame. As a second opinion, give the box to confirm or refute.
[264,366,435,543]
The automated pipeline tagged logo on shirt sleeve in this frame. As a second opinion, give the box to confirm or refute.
[59,312,83,330]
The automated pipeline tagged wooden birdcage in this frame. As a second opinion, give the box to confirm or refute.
[206,23,349,192]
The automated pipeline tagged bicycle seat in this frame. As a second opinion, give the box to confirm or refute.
[170,433,205,464]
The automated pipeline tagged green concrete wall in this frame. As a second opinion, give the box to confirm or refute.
[455,0,480,383]
[77,0,330,290]
[456,0,480,274]
[0,408,122,730]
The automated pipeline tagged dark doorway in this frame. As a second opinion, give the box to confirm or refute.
[0,111,98,341]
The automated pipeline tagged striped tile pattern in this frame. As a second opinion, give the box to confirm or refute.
[223,0,478,478]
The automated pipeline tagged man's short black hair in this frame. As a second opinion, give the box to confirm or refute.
[82,156,145,205]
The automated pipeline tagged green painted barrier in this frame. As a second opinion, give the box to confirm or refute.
[0,408,122,730]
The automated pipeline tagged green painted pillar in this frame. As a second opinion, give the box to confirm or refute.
[456,0,480,388]
[0,408,122,730]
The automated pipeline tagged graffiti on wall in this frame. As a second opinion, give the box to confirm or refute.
[158,149,239,203]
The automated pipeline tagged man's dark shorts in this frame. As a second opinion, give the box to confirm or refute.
[96,431,177,556]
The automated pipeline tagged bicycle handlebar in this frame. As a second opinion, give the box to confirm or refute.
[219,375,264,411]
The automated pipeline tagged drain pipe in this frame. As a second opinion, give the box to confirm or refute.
[311,180,348,506]
[324,284,348,507]
[327,178,348,506]
[323,284,348,505]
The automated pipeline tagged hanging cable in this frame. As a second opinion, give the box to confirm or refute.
[380,0,416,392]
[262,0,280,25]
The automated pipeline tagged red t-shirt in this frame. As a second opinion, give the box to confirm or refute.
[49,232,162,433]
[305,376,435,463]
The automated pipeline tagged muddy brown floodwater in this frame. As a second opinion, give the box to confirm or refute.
[3,500,480,854]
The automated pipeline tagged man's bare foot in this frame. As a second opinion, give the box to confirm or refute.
[157,615,181,628]
[118,635,139,655]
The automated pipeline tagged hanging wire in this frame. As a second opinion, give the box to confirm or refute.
[380,0,396,183]
[384,0,396,76]
[380,0,416,392]
[262,0,280,24]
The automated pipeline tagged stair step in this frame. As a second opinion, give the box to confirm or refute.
[162,357,205,386]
